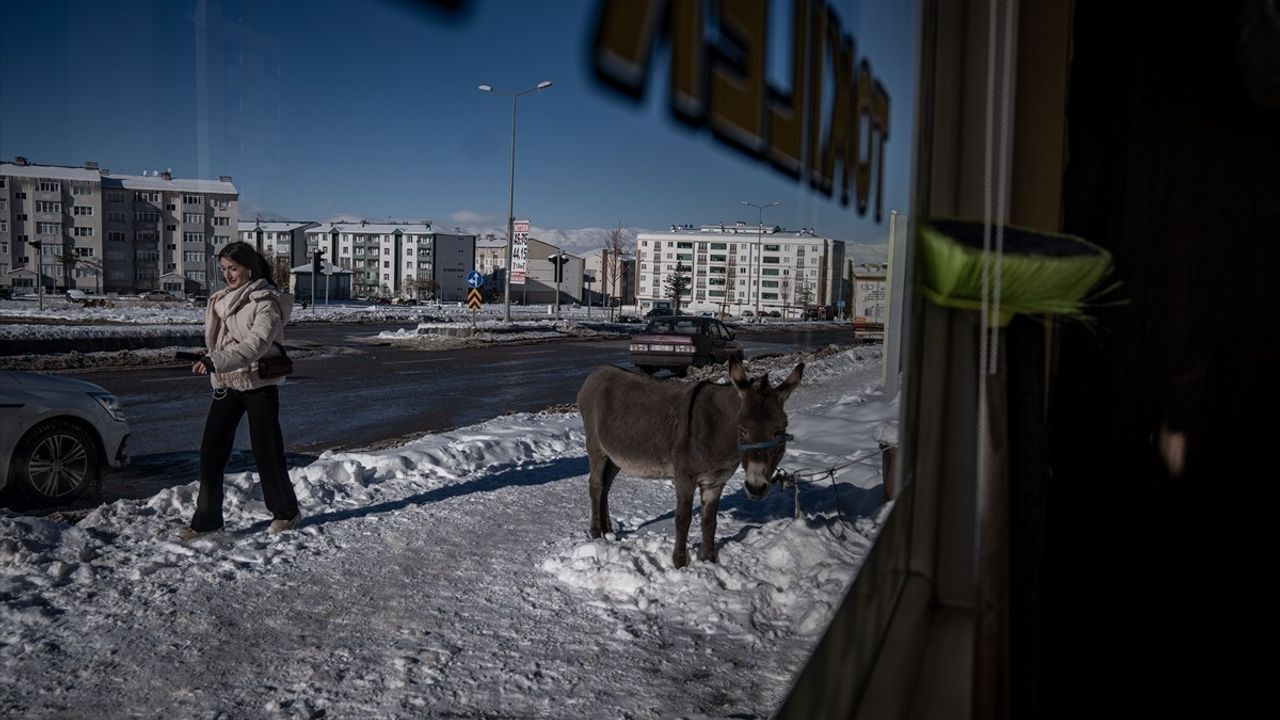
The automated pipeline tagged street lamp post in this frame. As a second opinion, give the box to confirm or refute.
[478,80,553,323]
[741,200,780,320]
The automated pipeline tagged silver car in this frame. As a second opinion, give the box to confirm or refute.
[0,371,131,505]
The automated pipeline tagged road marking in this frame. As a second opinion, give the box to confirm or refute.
[512,348,563,356]
[141,375,209,384]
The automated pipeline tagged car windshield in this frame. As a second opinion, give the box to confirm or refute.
[644,318,701,336]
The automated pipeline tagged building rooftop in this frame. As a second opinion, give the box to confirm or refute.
[238,221,319,232]
[1,162,103,183]
[307,221,452,236]
[104,173,237,194]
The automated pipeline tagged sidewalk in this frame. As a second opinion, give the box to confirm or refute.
[0,346,894,718]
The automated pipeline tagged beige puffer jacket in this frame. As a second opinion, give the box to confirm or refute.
[203,279,295,391]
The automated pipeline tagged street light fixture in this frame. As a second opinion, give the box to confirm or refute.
[478,80,554,322]
[742,200,780,319]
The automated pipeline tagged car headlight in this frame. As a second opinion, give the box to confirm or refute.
[89,392,127,422]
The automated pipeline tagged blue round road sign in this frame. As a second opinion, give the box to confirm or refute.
[466,270,484,288]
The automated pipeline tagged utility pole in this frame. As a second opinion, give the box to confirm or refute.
[742,200,780,320]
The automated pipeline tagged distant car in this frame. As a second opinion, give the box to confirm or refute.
[768,310,782,318]
[138,289,175,301]
[0,371,131,505]
[65,289,90,304]
[630,315,743,377]
[741,310,754,317]
[643,307,674,320]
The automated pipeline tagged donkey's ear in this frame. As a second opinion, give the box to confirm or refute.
[775,362,805,401]
[729,354,751,393]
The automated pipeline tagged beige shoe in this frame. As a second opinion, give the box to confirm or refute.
[269,512,301,535]
[177,526,221,541]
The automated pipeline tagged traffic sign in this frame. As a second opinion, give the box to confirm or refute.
[466,270,485,288]
[467,288,483,310]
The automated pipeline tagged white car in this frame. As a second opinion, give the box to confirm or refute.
[138,289,175,301]
[0,371,131,505]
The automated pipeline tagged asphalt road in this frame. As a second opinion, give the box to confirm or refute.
[25,322,855,511]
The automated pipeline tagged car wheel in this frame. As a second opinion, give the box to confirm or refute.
[10,420,99,504]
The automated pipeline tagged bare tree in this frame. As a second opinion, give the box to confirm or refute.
[414,277,440,301]
[55,252,103,293]
[719,256,738,318]
[780,273,792,319]
[664,262,691,314]
[272,255,292,290]
[602,221,631,321]
[796,280,815,309]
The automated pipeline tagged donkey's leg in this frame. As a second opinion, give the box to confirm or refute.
[597,458,621,537]
[586,439,610,538]
[698,484,725,563]
[672,475,695,568]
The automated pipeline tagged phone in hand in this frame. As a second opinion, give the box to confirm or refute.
[175,351,204,361]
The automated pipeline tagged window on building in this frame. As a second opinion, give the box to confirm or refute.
[73,205,93,216]
[107,211,125,222]
[184,232,204,243]
[183,213,204,224]
[36,222,60,234]
[35,201,61,213]
[38,181,60,192]
[212,217,228,226]
[73,227,94,237]
[108,232,125,242]
[184,195,201,204]
[108,192,124,203]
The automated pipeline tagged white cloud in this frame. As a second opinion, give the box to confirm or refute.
[449,209,494,224]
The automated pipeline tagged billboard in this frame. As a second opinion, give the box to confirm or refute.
[511,220,529,285]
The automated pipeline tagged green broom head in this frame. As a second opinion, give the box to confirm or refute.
[919,218,1115,326]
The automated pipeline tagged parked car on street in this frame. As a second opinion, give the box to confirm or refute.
[630,315,743,376]
[643,307,674,320]
[138,289,176,301]
[65,289,90,304]
[0,371,131,505]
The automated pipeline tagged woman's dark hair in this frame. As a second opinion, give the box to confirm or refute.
[217,241,276,287]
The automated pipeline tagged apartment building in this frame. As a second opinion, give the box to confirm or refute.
[305,221,476,301]
[581,247,636,307]
[634,223,845,316]
[238,220,320,286]
[0,157,238,296]
[475,235,585,306]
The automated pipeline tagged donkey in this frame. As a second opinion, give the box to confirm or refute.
[577,356,804,568]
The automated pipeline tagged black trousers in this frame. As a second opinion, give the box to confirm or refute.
[191,385,299,531]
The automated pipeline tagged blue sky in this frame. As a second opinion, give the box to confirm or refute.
[1,0,916,245]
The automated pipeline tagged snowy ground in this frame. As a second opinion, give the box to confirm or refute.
[0,343,894,718]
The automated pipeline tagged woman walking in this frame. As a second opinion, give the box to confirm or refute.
[179,241,301,539]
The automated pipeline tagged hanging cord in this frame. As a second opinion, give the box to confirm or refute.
[990,0,1018,375]
[772,447,888,533]
[976,0,1017,564]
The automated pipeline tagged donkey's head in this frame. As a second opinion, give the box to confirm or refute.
[730,356,804,500]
